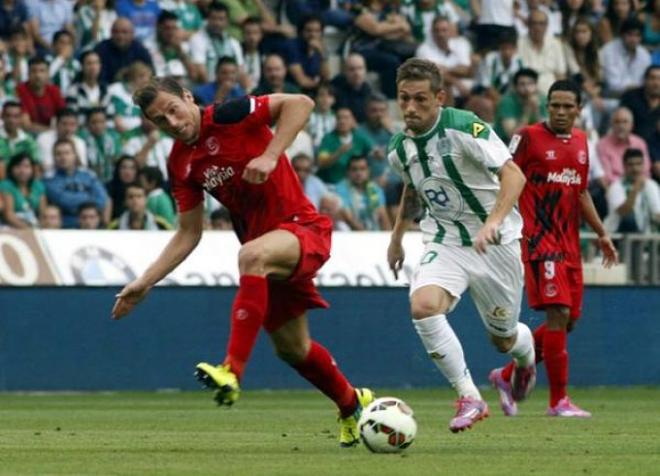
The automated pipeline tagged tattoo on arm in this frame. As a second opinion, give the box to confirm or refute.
[401,187,420,221]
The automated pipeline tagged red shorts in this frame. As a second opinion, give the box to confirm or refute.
[524,260,584,319]
[263,215,332,333]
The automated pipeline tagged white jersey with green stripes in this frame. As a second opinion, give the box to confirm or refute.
[388,107,522,246]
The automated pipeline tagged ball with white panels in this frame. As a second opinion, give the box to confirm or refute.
[358,397,417,453]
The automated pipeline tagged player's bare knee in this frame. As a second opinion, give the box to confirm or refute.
[411,300,443,320]
[238,242,268,275]
[491,334,515,353]
[546,306,570,330]
[274,342,308,364]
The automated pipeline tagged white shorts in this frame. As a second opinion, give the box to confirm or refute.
[410,241,524,337]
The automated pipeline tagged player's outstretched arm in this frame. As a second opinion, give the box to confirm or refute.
[388,184,419,279]
[579,190,618,268]
[111,203,205,319]
[475,160,526,254]
[242,94,314,184]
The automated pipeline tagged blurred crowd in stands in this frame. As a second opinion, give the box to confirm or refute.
[0,0,658,234]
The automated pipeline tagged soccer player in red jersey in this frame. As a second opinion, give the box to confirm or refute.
[111,77,373,446]
[489,80,618,417]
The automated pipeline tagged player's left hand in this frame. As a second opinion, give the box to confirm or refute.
[243,155,278,184]
[474,221,501,254]
[597,235,618,269]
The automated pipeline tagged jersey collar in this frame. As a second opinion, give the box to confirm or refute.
[542,121,572,139]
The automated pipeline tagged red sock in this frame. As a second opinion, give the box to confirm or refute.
[224,275,268,380]
[292,341,357,417]
[543,329,568,407]
[501,323,547,382]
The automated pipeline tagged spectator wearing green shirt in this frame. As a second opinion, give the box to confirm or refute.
[79,107,122,183]
[139,166,176,228]
[494,67,547,143]
[0,153,46,228]
[334,155,390,231]
[317,107,374,184]
[0,101,40,180]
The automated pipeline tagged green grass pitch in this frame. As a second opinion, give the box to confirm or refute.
[1,388,659,475]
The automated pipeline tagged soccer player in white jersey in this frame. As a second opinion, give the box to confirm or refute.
[386,58,537,433]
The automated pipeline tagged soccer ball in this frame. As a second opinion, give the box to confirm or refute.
[358,397,417,453]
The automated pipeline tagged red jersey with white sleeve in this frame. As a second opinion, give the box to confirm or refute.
[168,95,320,243]
[511,122,589,266]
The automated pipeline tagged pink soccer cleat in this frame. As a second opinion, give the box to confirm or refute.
[511,364,537,402]
[547,397,592,418]
[489,368,518,416]
[449,397,489,433]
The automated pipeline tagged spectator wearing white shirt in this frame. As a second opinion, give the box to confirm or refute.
[416,16,474,102]
[517,9,567,95]
[605,147,660,233]
[144,10,196,79]
[189,1,244,84]
[38,108,87,177]
[601,18,652,98]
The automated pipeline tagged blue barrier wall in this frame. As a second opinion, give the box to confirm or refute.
[0,287,658,390]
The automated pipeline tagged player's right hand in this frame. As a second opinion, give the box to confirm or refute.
[112,279,151,320]
[387,240,405,280]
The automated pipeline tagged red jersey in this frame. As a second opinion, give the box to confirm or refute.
[511,123,589,265]
[16,82,66,126]
[168,95,319,242]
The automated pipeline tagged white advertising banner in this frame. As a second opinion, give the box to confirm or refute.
[0,230,426,287]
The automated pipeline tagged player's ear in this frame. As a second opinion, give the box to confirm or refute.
[435,88,446,105]
[182,88,195,103]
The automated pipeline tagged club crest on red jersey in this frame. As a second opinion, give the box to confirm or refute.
[544,283,558,297]
[545,150,556,160]
[206,136,220,155]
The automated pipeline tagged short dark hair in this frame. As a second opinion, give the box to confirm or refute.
[133,76,186,113]
[210,207,231,221]
[158,9,179,24]
[215,55,237,72]
[497,29,518,47]
[620,17,644,35]
[125,182,146,194]
[139,166,164,187]
[86,107,107,121]
[623,148,644,163]
[547,79,582,105]
[2,100,22,112]
[366,92,388,105]
[53,29,74,44]
[298,13,323,35]
[80,49,99,64]
[78,202,100,215]
[208,0,229,15]
[56,108,78,121]
[396,58,444,93]
[242,16,261,28]
[644,64,660,80]
[28,56,48,68]
[347,155,368,168]
[513,67,539,85]
[315,81,335,97]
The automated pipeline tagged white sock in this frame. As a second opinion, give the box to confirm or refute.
[413,314,481,400]
[508,322,535,368]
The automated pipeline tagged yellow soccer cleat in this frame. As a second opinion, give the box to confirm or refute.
[194,362,240,406]
[339,387,375,448]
